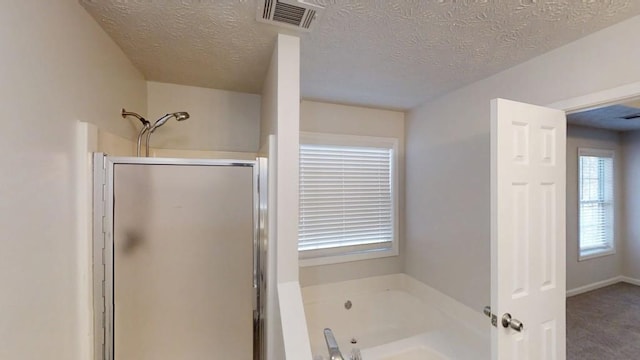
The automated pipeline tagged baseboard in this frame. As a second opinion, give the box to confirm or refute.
[566,276,624,297]
[620,276,640,286]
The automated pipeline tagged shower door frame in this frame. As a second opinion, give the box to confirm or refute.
[92,154,266,360]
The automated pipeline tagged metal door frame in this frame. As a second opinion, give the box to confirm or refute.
[92,154,265,360]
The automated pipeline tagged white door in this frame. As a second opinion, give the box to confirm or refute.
[491,98,566,359]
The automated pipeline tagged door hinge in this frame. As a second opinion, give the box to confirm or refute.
[93,153,109,358]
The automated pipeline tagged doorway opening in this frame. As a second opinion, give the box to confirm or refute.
[554,89,640,359]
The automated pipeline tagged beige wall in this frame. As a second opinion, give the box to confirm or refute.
[622,130,640,280]
[406,14,640,311]
[98,130,136,156]
[0,1,146,359]
[97,129,256,159]
[298,100,405,286]
[147,81,261,153]
[566,126,623,291]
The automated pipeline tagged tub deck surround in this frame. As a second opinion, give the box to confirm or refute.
[302,274,489,360]
[360,322,488,360]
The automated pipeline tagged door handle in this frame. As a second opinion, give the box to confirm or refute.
[501,313,524,332]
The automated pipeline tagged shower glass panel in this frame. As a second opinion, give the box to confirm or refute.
[111,162,255,359]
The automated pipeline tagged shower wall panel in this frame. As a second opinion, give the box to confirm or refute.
[113,164,254,359]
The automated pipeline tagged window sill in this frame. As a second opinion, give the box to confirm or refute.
[299,247,398,267]
[579,248,615,261]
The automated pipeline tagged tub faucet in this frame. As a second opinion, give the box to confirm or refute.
[323,328,344,360]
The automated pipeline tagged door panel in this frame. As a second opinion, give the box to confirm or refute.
[491,98,566,360]
[113,164,254,360]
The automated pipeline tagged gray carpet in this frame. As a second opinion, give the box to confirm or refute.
[567,282,640,360]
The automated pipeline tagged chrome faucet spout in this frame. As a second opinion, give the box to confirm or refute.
[324,328,344,360]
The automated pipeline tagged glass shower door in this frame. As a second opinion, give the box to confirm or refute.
[112,163,255,360]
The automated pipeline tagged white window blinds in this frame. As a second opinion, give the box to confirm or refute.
[578,149,614,257]
[298,143,394,252]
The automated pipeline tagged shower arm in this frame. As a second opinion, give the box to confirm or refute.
[121,109,151,157]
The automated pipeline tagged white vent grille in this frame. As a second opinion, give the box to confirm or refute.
[258,0,323,32]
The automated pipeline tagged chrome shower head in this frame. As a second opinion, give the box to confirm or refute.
[149,111,190,133]
[173,112,190,122]
[145,111,190,157]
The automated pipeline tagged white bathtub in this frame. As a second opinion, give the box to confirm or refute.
[302,274,490,360]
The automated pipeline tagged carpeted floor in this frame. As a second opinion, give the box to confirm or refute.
[567,282,640,360]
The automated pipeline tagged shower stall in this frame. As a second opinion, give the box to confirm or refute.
[92,154,266,360]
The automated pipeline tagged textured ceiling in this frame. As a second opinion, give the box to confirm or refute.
[567,99,640,131]
[81,0,640,110]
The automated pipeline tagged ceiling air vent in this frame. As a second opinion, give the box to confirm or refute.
[258,0,324,32]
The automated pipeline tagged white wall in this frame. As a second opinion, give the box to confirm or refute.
[622,130,640,280]
[274,35,302,286]
[260,34,311,360]
[0,1,146,359]
[406,14,640,311]
[146,81,260,153]
[566,126,624,291]
[260,35,284,360]
[298,100,405,286]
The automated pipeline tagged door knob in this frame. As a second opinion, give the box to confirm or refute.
[501,313,524,332]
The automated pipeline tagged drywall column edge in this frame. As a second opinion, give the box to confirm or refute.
[275,34,301,284]
[273,33,312,360]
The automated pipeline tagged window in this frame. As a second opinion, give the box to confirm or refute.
[578,148,615,260]
[298,133,399,266]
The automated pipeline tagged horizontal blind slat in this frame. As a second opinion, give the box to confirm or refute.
[299,233,393,243]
